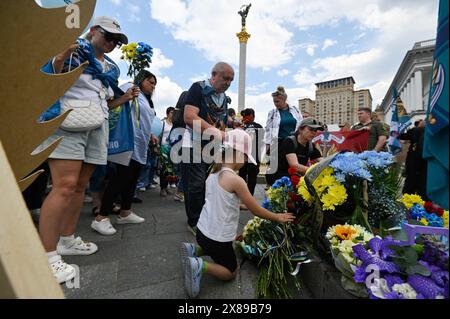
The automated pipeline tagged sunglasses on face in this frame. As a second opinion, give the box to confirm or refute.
[96,27,122,48]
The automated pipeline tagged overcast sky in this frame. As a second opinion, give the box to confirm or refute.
[36,0,440,124]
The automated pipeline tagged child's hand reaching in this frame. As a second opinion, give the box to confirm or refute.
[276,213,295,223]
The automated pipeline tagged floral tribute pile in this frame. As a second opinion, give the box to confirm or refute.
[238,150,449,299]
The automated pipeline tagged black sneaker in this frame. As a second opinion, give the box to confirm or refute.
[132,197,143,203]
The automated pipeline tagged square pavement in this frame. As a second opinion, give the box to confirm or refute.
[59,184,312,299]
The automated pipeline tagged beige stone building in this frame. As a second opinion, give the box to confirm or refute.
[298,77,372,126]
[298,98,315,118]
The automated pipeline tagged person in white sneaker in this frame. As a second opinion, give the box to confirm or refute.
[92,70,157,235]
[36,16,135,283]
[159,107,175,197]
[47,251,76,284]
[181,129,294,298]
[57,235,98,255]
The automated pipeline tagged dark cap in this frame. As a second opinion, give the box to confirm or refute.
[300,117,324,130]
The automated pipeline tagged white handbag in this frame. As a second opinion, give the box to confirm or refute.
[59,52,106,132]
[60,99,106,132]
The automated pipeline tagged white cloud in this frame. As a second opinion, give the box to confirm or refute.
[277,69,290,77]
[189,73,208,83]
[150,48,174,76]
[149,0,294,70]
[152,76,184,117]
[290,1,436,107]
[149,0,438,114]
[322,39,337,51]
[110,0,121,5]
[128,4,140,13]
[247,82,269,93]
[306,44,318,56]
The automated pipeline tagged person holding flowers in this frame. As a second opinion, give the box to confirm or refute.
[275,117,324,180]
[180,129,295,298]
[36,16,139,284]
[92,69,157,235]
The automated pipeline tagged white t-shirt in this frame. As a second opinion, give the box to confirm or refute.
[197,168,241,242]
[161,119,173,146]
[58,58,114,118]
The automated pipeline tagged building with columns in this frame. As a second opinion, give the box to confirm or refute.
[298,77,372,126]
[380,39,435,125]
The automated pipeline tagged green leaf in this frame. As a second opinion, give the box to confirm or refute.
[390,229,409,241]
[406,265,431,276]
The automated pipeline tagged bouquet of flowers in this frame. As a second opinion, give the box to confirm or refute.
[237,176,307,298]
[352,236,449,299]
[297,151,404,236]
[326,224,374,297]
[401,194,449,228]
[121,42,153,83]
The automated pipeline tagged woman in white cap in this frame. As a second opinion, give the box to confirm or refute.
[180,129,295,298]
[37,16,138,284]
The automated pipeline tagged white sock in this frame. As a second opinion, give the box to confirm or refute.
[59,234,75,245]
[46,250,58,261]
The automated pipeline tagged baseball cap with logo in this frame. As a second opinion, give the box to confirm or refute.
[223,129,257,165]
[91,16,128,44]
[300,117,324,130]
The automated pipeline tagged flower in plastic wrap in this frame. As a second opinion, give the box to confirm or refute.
[401,193,425,210]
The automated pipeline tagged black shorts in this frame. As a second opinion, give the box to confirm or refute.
[196,228,237,273]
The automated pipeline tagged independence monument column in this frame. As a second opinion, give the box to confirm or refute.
[237,4,251,113]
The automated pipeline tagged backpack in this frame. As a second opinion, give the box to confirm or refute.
[171,91,189,129]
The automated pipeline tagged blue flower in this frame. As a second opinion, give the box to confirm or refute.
[262,198,272,210]
[330,153,373,181]
[272,176,292,189]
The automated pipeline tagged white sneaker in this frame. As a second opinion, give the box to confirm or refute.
[57,236,98,256]
[84,194,93,203]
[48,255,76,284]
[116,212,145,224]
[91,218,117,235]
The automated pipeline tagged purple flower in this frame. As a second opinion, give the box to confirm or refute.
[354,265,367,283]
[384,274,404,290]
[408,275,445,299]
[383,292,403,299]
[352,242,399,273]
[353,244,372,263]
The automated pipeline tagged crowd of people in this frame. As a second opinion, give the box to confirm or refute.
[22,15,429,298]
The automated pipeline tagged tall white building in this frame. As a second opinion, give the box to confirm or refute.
[299,77,372,126]
[381,39,435,125]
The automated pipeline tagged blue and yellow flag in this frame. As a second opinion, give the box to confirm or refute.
[423,0,449,210]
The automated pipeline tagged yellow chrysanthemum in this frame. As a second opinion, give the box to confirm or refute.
[443,211,449,228]
[321,184,347,211]
[400,193,425,210]
[298,178,314,205]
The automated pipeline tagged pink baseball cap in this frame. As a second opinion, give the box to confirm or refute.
[223,129,257,165]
